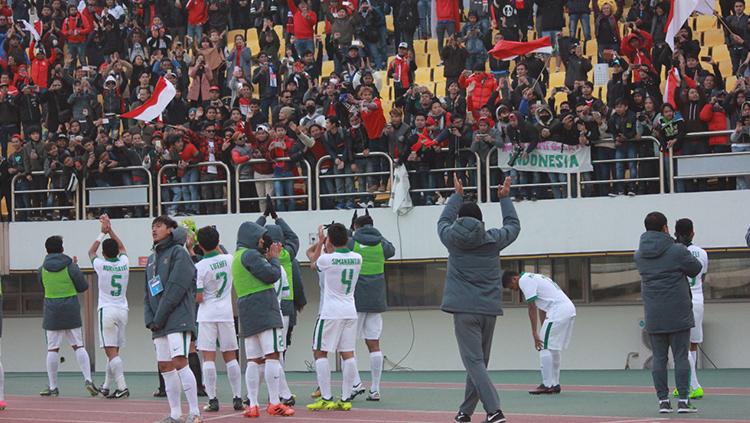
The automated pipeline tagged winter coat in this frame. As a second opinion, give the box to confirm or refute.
[347,225,396,313]
[39,253,88,330]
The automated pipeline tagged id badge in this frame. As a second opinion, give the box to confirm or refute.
[149,275,164,296]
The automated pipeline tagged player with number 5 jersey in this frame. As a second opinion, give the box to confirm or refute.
[88,215,130,399]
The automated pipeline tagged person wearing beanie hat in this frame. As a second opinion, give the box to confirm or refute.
[438,174,519,423]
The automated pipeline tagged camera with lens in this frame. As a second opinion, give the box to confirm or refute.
[508,143,524,167]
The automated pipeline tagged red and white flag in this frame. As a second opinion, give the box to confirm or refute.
[488,36,553,61]
[663,67,697,107]
[121,77,176,121]
[665,0,699,53]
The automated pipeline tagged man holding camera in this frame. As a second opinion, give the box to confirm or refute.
[730,112,750,189]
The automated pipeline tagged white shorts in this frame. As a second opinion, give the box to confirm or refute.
[281,316,290,353]
[312,318,357,353]
[357,312,383,340]
[98,307,128,348]
[46,328,84,350]
[197,321,239,352]
[540,316,575,351]
[154,332,192,362]
[690,303,704,344]
[244,328,284,360]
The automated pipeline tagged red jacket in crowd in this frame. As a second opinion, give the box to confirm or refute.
[288,0,317,40]
[699,103,729,146]
[30,48,56,89]
[186,0,208,26]
[62,12,93,44]
[388,55,413,89]
[361,98,386,141]
[620,29,654,82]
[436,0,461,31]
[459,71,498,115]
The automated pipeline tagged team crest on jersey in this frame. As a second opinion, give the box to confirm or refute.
[163,258,170,265]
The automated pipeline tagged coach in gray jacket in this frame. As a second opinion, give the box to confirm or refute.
[634,212,702,414]
[437,175,520,423]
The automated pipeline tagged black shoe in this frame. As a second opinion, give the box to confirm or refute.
[153,388,166,398]
[659,400,673,414]
[677,400,698,414]
[197,387,208,397]
[100,388,111,397]
[528,384,555,395]
[485,409,506,423]
[203,397,219,412]
[454,411,471,422]
[108,388,130,399]
[243,397,250,406]
[552,384,561,393]
[233,396,244,411]
[281,395,296,406]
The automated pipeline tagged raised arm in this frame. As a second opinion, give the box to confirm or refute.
[487,177,521,250]
[276,217,300,257]
[437,175,465,246]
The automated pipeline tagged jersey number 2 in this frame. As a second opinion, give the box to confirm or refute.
[110,274,123,297]
[341,269,354,294]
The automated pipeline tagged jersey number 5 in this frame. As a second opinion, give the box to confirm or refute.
[110,274,123,297]
[341,269,354,294]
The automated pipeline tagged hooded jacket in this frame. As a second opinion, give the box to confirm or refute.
[39,253,88,331]
[347,224,396,313]
[144,227,197,339]
[634,231,702,334]
[438,194,520,315]
[256,216,301,318]
[233,222,283,338]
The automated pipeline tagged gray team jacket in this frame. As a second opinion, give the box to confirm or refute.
[256,216,300,318]
[438,194,521,316]
[144,228,197,339]
[348,225,396,313]
[235,222,283,338]
[634,231,702,334]
[39,253,88,331]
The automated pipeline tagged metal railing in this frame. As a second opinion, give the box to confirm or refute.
[408,148,482,201]
[235,158,312,211]
[486,143,575,200]
[315,152,394,210]
[10,170,80,222]
[578,136,664,195]
[83,166,153,218]
[667,130,749,193]
[158,161,231,214]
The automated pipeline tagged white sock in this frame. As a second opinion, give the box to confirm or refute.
[351,354,362,386]
[540,349,554,388]
[46,351,60,389]
[278,355,292,399]
[341,358,357,400]
[315,358,332,400]
[0,360,5,401]
[689,350,701,389]
[162,369,182,420]
[226,359,242,398]
[369,351,383,393]
[550,350,562,386]
[102,359,112,390]
[109,356,127,390]
[203,361,217,399]
[75,348,92,382]
[259,363,265,386]
[265,359,282,405]
[177,366,200,415]
[245,362,260,407]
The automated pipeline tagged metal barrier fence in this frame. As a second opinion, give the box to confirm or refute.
[578,136,664,195]
[10,170,80,221]
[409,148,482,202]
[485,144,574,200]
[235,158,312,211]
[314,152,393,210]
[158,161,231,215]
[83,166,153,218]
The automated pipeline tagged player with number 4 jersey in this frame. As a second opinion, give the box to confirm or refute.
[88,215,130,399]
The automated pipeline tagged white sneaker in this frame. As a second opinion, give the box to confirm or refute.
[366,390,380,401]
[351,383,366,399]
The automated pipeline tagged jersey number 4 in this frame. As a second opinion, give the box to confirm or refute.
[110,274,123,297]
[341,269,354,294]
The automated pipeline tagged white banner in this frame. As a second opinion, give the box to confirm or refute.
[497,142,593,174]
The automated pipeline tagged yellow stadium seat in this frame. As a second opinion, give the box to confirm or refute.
[434,82,446,97]
[387,55,395,70]
[712,44,730,62]
[726,75,738,90]
[553,91,567,113]
[413,40,427,54]
[415,54,429,68]
[584,39,598,57]
[415,67,432,84]
[599,86,607,101]
[386,15,394,33]
[702,28,724,47]
[549,72,565,89]
[433,66,447,81]
[382,100,393,117]
[426,39,439,57]
[700,46,711,57]
[694,14,718,32]
[322,60,334,77]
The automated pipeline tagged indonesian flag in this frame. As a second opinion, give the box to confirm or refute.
[665,0,699,53]
[694,0,715,15]
[23,18,43,58]
[489,37,553,61]
[121,77,176,121]
[663,67,697,107]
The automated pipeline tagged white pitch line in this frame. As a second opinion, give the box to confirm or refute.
[5,407,163,416]
[605,419,669,423]
[202,411,245,421]
[0,417,116,423]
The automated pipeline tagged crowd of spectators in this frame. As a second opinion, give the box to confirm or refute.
[0,0,749,221]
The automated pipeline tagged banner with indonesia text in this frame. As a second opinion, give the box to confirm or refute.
[497,142,593,174]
